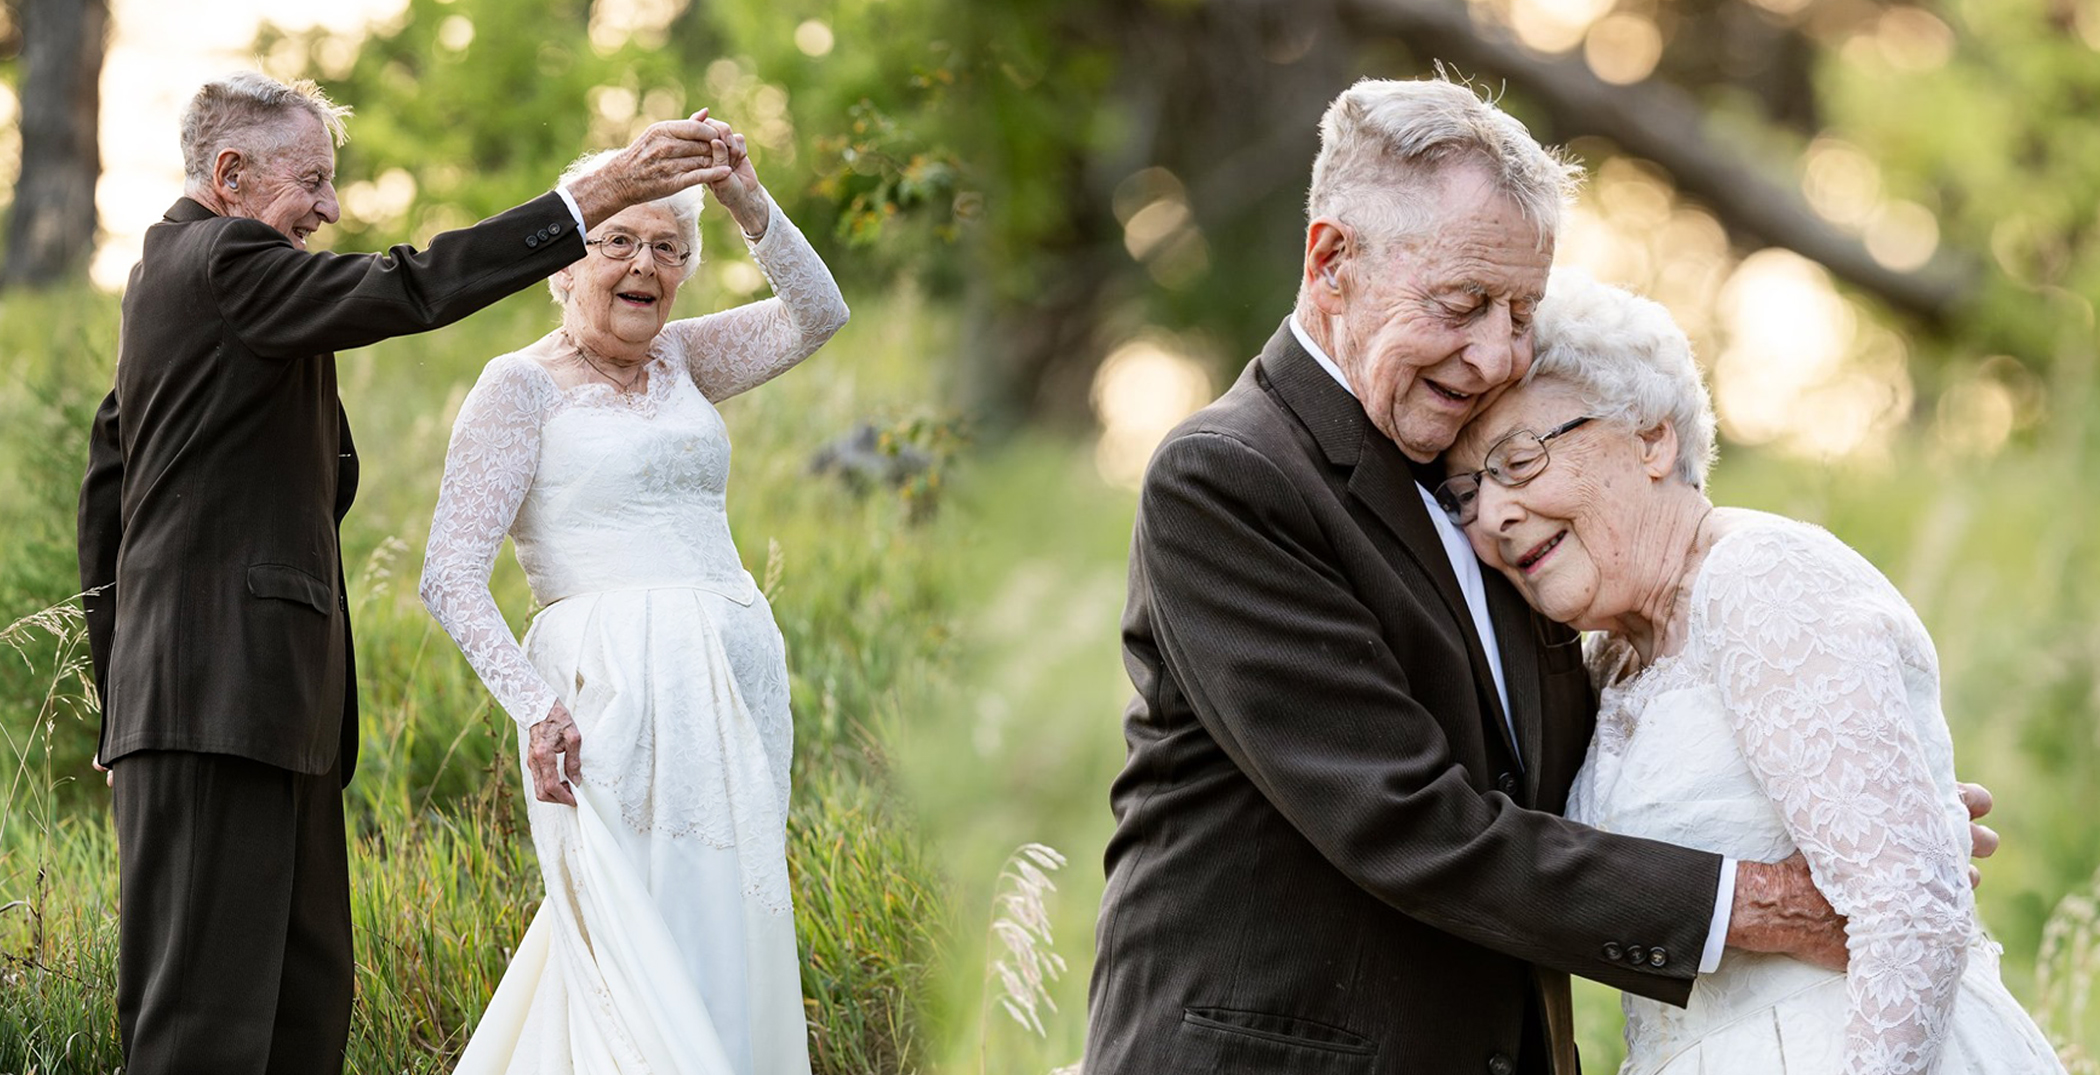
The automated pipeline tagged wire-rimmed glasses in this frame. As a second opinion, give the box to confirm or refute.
[1433,416,1597,527]
[585,232,693,267]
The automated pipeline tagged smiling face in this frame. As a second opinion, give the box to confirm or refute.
[555,202,687,359]
[225,109,339,250]
[1316,165,1553,463]
[1447,377,1679,631]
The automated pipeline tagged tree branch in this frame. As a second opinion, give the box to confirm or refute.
[1335,0,1974,325]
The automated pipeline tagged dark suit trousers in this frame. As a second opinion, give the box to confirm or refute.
[113,750,352,1075]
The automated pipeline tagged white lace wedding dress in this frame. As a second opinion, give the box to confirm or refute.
[420,195,847,1075]
[1569,512,2064,1075]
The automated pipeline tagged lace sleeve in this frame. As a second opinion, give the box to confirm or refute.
[420,354,560,729]
[664,191,850,402]
[1698,525,1971,1075]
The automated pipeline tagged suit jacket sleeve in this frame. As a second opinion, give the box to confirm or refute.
[1139,428,1723,1000]
[77,388,123,716]
[205,192,583,359]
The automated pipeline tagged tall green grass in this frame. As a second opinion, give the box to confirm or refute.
[0,282,961,1072]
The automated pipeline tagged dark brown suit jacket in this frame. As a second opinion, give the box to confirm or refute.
[1085,321,1726,1075]
[78,194,584,778]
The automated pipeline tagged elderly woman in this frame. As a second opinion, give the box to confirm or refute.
[1439,272,2062,1075]
[420,117,846,1074]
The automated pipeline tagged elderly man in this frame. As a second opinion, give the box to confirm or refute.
[75,71,735,1072]
[1086,78,1992,1075]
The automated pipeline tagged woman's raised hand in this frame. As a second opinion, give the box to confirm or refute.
[689,111,768,239]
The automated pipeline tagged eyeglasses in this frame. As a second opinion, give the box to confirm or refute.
[1433,415,1597,527]
[585,232,693,267]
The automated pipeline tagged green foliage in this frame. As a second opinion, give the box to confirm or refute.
[1819,0,2100,392]
[0,283,961,1072]
[260,0,978,297]
[260,0,651,238]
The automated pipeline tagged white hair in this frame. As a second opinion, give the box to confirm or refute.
[180,72,351,186]
[1526,269,1717,487]
[1306,76,1581,254]
[547,149,706,304]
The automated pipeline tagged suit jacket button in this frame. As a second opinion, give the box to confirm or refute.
[1495,772,1519,795]
[1649,947,1668,967]
[550,221,563,234]
[1626,945,1647,965]
[526,235,540,248]
[1602,942,1623,961]
[1488,1053,1516,1075]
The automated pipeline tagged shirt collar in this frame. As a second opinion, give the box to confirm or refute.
[1287,315,1354,399]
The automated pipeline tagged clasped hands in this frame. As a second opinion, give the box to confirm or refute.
[1730,781,1999,971]
[566,106,769,237]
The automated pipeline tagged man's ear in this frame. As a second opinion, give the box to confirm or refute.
[212,148,245,194]
[1305,219,1350,316]
[1639,420,1679,480]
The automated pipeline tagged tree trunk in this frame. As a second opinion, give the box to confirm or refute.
[2,0,107,289]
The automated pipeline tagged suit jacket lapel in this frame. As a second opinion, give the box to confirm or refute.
[1259,320,1522,767]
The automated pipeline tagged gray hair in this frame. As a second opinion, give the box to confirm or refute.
[180,72,351,186]
[547,149,706,304]
[1527,269,1717,487]
[1306,77,1581,254]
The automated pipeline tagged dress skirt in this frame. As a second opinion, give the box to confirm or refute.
[1622,940,2064,1074]
[454,584,810,1075]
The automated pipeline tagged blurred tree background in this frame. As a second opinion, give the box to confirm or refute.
[0,0,2097,1071]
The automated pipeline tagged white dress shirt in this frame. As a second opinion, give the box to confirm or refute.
[554,186,587,231]
[1285,315,1733,974]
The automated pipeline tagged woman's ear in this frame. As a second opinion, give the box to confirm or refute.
[1638,420,1679,480]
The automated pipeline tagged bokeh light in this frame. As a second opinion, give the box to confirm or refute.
[1864,199,1941,272]
[794,20,835,58]
[1585,14,1663,85]
[1711,249,1912,461]
[437,15,475,52]
[1091,337,1214,490]
[341,167,419,230]
[588,0,687,55]
[1802,138,1881,229]
[1936,375,2016,458]
[1875,6,1956,72]
[1506,0,1615,54]
[1113,168,1209,289]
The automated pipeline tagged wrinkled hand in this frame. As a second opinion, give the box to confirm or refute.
[1960,781,1997,889]
[527,702,583,806]
[695,115,768,238]
[566,108,736,228]
[1727,853,1848,972]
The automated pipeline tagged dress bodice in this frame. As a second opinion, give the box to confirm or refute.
[511,359,753,606]
[1568,512,1978,1075]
